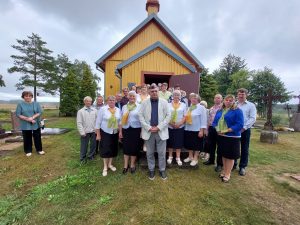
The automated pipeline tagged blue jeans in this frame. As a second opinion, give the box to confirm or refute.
[236,129,251,168]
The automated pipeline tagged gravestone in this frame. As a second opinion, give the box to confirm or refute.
[10,110,21,133]
[284,103,292,121]
[260,89,283,144]
[289,94,300,131]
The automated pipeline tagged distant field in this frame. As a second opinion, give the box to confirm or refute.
[0,103,59,110]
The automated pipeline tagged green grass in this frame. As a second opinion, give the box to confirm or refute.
[0,111,300,224]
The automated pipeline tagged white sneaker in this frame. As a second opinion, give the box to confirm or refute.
[190,160,198,166]
[167,157,173,165]
[26,153,32,157]
[38,151,45,155]
[176,158,182,166]
[183,157,192,163]
[102,169,108,176]
[108,165,117,172]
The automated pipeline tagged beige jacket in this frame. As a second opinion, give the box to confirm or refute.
[138,98,171,141]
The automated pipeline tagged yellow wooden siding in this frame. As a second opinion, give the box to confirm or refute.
[108,21,194,66]
[121,48,190,86]
[104,60,122,97]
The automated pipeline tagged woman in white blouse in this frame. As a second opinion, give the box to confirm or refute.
[136,83,149,104]
[119,91,142,174]
[183,93,207,166]
[167,90,186,166]
[96,95,121,176]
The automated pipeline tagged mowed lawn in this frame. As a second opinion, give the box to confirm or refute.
[0,114,300,225]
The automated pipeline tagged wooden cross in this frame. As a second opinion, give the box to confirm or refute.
[262,89,284,130]
[284,103,292,121]
[293,94,300,113]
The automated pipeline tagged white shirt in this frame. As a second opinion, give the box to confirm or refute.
[95,106,121,134]
[76,106,98,136]
[168,102,186,129]
[121,103,141,129]
[184,103,207,131]
[237,100,257,130]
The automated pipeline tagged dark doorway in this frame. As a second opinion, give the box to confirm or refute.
[143,74,171,85]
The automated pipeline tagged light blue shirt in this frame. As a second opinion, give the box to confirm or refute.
[121,103,141,129]
[15,101,42,130]
[184,104,207,131]
[237,100,257,130]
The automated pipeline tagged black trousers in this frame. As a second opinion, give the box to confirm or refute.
[22,129,43,153]
[207,126,222,166]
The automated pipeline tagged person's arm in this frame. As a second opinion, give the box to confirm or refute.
[16,103,33,122]
[138,101,151,131]
[95,108,104,141]
[76,110,85,136]
[157,101,171,131]
[244,103,257,130]
[229,109,244,133]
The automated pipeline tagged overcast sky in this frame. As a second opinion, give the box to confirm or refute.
[0,0,299,103]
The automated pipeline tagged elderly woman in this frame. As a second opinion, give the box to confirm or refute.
[119,91,142,174]
[212,94,244,182]
[96,95,121,176]
[15,91,44,156]
[183,93,207,166]
[167,90,186,166]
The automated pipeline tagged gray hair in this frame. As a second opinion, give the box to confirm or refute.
[128,90,137,97]
[189,93,201,102]
[173,90,181,97]
[106,95,116,101]
[200,100,208,108]
[83,96,92,102]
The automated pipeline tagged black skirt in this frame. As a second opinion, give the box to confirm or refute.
[122,127,142,156]
[184,130,204,151]
[217,135,241,160]
[167,127,184,149]
[100,129,119,158]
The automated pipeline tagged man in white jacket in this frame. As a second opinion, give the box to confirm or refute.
[77,96,98,163]
[139,84,171,180]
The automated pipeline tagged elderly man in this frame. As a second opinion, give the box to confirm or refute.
[120,87,129,108]
[77,96,98,163]
[139,84,171,180]
[95,95,105,111]
[115,92,122,109]
[236,88,257,176]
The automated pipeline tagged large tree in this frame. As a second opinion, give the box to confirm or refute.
[78,63,97,106]
[213,54,247,95]
[7,33,55,101]
[248,67,290,117]
[0,74,5,87]
[199,68,219,107]
[226,69,252,95]
[59,69,80,116]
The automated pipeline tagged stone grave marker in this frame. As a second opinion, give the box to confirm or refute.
[10,110,21,133]
[260,89,284,144]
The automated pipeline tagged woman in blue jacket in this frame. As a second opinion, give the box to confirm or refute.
[212,94,244,182]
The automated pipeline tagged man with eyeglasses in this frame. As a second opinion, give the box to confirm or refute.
[138,84,171,180]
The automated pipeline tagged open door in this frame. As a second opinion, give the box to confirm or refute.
[169,73,200,97]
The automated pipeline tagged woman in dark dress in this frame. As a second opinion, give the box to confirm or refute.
[119,91,142,174]
[167,90,186,166]
[96,95,121,177]
[212,94,244,182]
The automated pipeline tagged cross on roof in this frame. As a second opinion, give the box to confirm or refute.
[262,89,284,130]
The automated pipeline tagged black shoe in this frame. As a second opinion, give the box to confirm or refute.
[148,170,155,180]
[203,161,214,166]
[80,159,87,165]
[122,168,128,175]
[130,167,136,174]
[239,168,246,176]
[215,165,222,172]
[159,171,168,180]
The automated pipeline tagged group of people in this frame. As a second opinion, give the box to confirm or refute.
[16,83,256,183]
[76,83,256,182]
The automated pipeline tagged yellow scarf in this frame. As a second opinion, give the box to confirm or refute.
[170,102,180,123]
[121,103,136,125]
[107,107,118,129]
[216,108,229,133]
[185,104,197,125]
